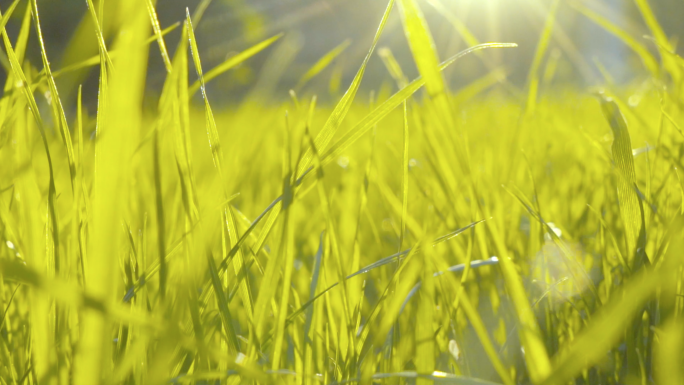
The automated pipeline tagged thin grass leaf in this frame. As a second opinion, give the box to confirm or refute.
[188,34,283,96]
[296,0,396,177]
[186,9,224,171]
[31,0,78,193]
[596,92,645,266]
[570,1,659,77]
[145,0,172,72]
[84,0,115,71]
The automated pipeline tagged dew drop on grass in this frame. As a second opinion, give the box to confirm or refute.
[448,339,461,360]
[337,156,350,169]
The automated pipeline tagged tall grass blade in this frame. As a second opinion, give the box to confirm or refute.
[76,1,150,382]
[145,0,172,72]
[596,93,645,266]
[296,0,395,176]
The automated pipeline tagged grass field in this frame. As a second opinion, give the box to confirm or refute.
[1,0,683,384]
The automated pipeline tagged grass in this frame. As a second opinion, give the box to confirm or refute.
[0,0,683,384]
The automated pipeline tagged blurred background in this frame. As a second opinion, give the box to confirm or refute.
[1,0,683,106]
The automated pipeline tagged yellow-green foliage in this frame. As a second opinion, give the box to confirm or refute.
[0,0,683,384]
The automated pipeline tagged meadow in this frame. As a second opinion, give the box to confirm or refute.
[0,0,683,384]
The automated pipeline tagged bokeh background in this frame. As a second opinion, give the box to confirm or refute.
[1,0,683,106]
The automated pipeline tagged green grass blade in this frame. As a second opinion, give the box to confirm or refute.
[84,0,115,71]
[596,93,644,266]
[378,47,409,87]
[145,0,172,72]
[76,1,150,381]
[188,34,283,96]
[570,1,659,77]
[30,0,78,194]
[400,102,409,250]
[416,247,436,385]
[397,0,446,99]
[296,0,395,177]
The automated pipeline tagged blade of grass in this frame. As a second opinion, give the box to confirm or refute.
[188,34,283,96]
[396,0,456,143]
[76,1,150,381]
[296,0,396,177]
[84,0,115,71]
[399,102,409,251]
[570,1,659,77]
[595,93,644,267]
[145,0,172,72]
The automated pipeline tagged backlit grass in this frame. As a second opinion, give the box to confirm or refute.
[0,0,683,384]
